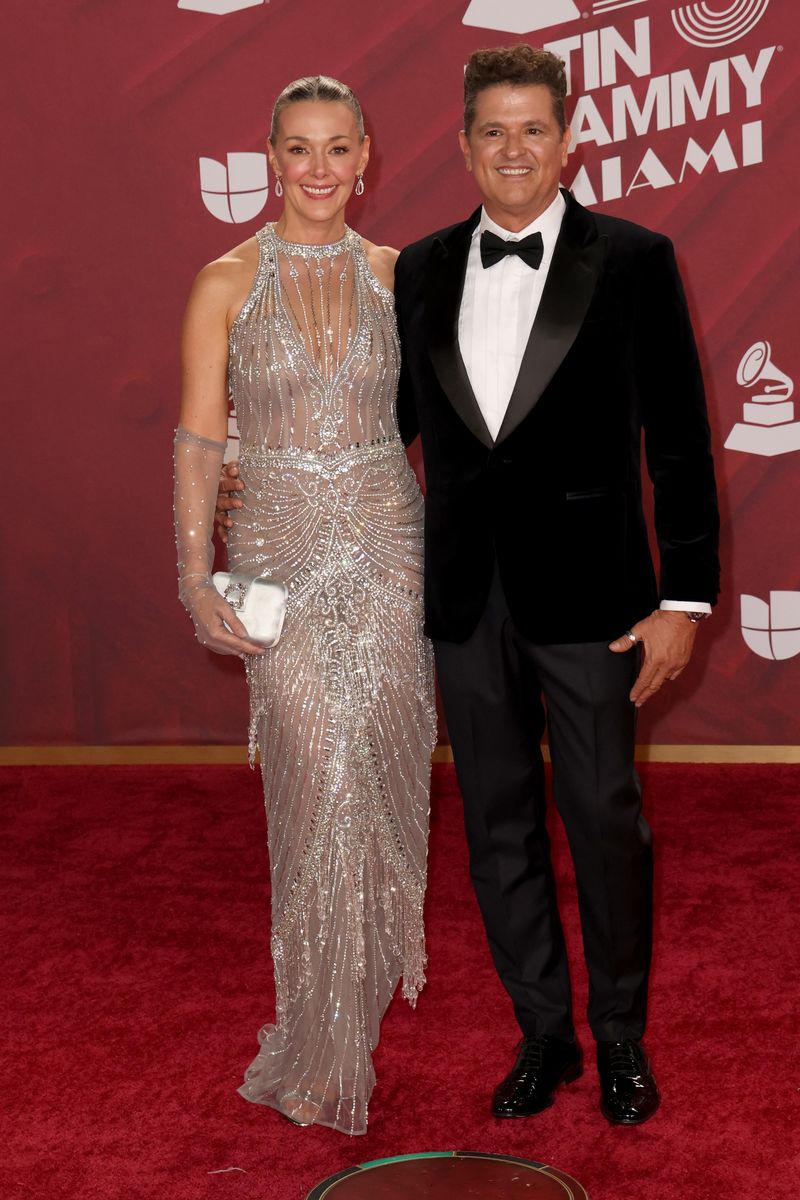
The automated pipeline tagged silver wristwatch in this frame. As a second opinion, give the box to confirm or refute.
[685,611,710,623]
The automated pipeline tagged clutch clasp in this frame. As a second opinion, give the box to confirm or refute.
[223,579,249,610]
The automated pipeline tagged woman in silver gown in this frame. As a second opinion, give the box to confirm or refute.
[173,77,435,1136]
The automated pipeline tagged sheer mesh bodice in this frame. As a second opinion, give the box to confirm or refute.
[226,225,435,1136]
[229,226,400,453]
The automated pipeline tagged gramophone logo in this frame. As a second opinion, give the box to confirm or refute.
[741,592,800,660]
[199,153,269,224]
[178,0,262,12]
[725,341,800,457]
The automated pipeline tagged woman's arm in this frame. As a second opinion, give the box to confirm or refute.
[178,262,234,440]
[174,261,265,657]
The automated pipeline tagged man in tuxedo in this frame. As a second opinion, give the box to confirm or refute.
[392,45,719,1125]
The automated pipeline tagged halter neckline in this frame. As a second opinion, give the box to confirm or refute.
[268,224,352,257]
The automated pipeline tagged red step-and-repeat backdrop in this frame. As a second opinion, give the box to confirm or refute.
[3,0,798,747]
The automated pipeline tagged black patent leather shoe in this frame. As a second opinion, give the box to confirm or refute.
[491,1034,583,1118]
[597,1039,661,1125]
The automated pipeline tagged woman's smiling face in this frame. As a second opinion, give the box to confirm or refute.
[269,100,369,228]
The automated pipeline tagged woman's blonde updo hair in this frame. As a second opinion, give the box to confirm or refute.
[270,75,365,143]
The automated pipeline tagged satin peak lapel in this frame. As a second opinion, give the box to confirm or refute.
[495,203,608,445]
[426,214,494,448]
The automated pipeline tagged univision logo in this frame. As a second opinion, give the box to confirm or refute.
[741,592,800,660]
[199,153,269,223]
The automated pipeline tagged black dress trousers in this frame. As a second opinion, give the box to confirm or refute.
[434,569,653,1043]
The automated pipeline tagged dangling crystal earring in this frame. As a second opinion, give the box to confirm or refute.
[275,176,283,198]
[355,174,365,196]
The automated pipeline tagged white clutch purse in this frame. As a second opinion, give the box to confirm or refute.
[212,572,287,648]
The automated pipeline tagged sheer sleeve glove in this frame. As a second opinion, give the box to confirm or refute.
[173,426,263,656]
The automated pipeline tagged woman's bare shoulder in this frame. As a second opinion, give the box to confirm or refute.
[360,239,400,294]
[189,235,261,325]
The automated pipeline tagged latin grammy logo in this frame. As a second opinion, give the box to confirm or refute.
[462,0,769,43]
[724,340,800,457]
[461,0,651,34]
[672,0,770,49]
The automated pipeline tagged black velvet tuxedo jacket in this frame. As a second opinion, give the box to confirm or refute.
[394,189,720,644]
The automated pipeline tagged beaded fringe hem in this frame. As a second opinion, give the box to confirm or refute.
[236,1079,370,1137]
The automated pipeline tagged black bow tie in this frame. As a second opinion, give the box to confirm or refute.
[480,229,544,271]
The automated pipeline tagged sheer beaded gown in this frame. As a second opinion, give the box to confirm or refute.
[225,225,435,1135]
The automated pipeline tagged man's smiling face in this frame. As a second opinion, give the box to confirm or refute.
[458,83,571,231]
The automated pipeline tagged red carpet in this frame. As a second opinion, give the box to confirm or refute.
[2,763,799,1199]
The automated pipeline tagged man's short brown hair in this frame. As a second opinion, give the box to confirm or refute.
[463,45,568,136]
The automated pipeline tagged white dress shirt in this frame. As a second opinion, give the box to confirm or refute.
[459,191,566,442]
[456,192,710,617]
